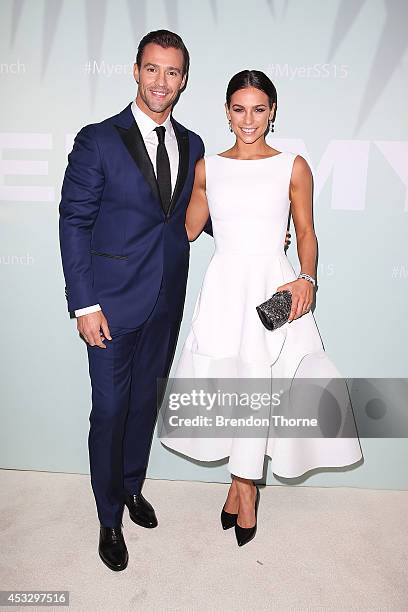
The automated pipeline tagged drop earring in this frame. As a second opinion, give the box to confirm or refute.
[268,119,275,133]
[228,120,233,133]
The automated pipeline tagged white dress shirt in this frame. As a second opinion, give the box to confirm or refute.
[74,101,179,318]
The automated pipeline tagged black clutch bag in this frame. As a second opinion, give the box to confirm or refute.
[256,290,292,331]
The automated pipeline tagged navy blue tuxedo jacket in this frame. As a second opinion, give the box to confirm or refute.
[59,103,213,328]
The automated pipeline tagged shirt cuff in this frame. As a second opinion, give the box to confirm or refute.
[74,304,101,317]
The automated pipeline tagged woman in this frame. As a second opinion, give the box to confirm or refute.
[160,70,363,546]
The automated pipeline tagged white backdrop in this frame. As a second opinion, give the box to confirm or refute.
[1,0,407,488]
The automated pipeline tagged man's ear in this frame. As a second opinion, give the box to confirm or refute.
[180,73,187,90]
[133,62,139,84]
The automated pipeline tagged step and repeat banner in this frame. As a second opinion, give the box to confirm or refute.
[1,0,407,488]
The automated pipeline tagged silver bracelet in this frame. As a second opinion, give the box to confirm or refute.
[298,272,316,287]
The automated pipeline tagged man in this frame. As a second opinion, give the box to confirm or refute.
[60,29,290,572]
[59,30,212,571]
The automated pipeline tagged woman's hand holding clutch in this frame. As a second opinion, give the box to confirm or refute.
[275,278,314,323]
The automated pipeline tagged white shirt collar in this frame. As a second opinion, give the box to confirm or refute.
[131,100,174,140]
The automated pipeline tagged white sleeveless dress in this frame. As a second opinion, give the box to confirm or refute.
[160,152,363,479]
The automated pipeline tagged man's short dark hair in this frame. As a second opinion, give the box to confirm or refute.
[136,29,190,82]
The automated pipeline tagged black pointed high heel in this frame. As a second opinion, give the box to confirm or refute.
[220,504,238,530]
[235,485,260,547]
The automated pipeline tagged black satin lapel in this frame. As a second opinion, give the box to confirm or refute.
[115,121,162,208]
[168,119,189,217]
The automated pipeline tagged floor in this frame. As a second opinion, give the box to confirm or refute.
[0,469,407,611]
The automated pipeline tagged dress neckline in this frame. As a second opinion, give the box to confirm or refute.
[215,152,283,161]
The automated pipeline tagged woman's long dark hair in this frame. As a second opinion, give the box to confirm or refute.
[226,70,277,122]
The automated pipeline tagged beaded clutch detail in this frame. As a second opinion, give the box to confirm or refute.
[256,290,292,331]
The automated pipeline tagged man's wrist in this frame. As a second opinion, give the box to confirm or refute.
[74,304,102,317]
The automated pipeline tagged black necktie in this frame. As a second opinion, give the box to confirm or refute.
[154,126,171,214]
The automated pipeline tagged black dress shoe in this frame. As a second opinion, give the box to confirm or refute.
[125,493,158,528]
[99,524,128,571]
[235,485,260,547]
[220,504,238,530]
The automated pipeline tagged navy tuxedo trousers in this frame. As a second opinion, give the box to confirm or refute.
[87,276,181,527]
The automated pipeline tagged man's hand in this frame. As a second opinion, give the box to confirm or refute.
[77,311,112,348]
[284,230,291,248]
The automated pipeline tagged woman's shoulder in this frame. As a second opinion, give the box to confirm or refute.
[287,154,313,186]
[291,153,312,173]
[201,154,221,171]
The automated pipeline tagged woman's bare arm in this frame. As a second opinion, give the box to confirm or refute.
[289,155,317,278]
[185,158,210,241]
[276,155,317,322]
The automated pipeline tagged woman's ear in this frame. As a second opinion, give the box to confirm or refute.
[270,102,276,120]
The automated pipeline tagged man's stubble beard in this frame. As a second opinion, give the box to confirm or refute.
[138,81,183,116]
[139,88,178,115]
